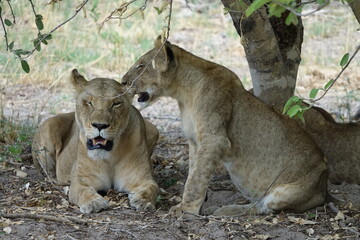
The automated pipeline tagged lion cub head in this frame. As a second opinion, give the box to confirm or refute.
[71,69,132,160]
[121,36,175,108]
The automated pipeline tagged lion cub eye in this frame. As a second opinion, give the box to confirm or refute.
[136,64,144,70]
[112,101,122,108]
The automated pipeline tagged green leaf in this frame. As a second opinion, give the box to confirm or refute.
[0,6,2,14]
[9,41,14,50]
[154,7,162,15]
[285,12,299,25]
[245,0,270,17]
[283,96,300,114]
[35,14,44,30]
[21,60,30,73]
[268,3,286,18]
[296,110,305,123]
[33,40,41,51]
[324,79,334,90]
[287,105,301,118]
[44,34,52,40]
[340,53,349,67]
[9,145,22,155]
[4,18,12,26]
[223,7,230,15]
[309,88,319,99]
[14,49,32,56]
[41,39,48,45]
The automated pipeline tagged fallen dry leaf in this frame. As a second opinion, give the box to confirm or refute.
[3,226,12,234]
[254,234,271,239]
[334,211,345,220]
[15,169,27,178]
[288,216,317,225]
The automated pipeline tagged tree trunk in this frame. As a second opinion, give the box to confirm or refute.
[220,0,303,109]
[349,0,360,25]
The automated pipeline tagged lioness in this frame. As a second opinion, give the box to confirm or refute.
[302,107,360,184]
[122,37,328,216]
[32,69,159,214]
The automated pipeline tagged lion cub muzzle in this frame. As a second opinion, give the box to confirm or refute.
[86,122,114,151]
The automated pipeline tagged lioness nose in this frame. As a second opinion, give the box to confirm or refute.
[92,123,110,131]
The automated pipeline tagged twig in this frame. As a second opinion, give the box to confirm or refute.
[6,0,15,24]
[239,167,287,215]
[272,0,330,17]
[99,0,143,31]
[311,44,360,103]
[0,8,10,51]
[164,0,173,39]
[0,212,106,225]
[328,202,339,214]
[22,0,90,60]
[28,0,42,36]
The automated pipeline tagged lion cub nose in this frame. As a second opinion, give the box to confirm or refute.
[92,123,110,131]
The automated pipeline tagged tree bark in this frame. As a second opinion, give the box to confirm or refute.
[220,0,303,108]
[349,0,360,25]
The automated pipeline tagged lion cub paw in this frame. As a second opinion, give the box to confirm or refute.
[129,196,155,212]
[79,196,109,214]
[169,203,199,219]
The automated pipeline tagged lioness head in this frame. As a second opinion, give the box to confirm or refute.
[71,69,132,160]
[121,36,176,108]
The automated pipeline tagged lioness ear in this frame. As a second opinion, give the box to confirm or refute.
[153,35,174,72]
[71,69,88,93]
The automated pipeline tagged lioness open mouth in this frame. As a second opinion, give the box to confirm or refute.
[87,136,113,151]
[138,92,150,102]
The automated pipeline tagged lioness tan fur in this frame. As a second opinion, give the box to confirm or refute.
[32,69,159,214]
[301,107,360,184]
[122,37,328,217]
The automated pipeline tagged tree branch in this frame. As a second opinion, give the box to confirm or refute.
[6,0,15,24]
[0,7,9,51]
[21,0,89,60]
[311,44,360,103]
[272,0,330,17]
[348,0,360,25]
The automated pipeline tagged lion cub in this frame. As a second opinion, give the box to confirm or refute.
[32,69,159,214]
[302,107,360,184]
[122,36,328,217]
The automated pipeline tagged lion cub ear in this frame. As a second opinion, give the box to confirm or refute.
[71,69,88,93]
[153,35,174,72]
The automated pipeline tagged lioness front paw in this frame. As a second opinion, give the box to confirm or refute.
[79,196,109,214]
[129,196,155,211]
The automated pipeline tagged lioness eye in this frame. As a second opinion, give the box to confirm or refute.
[112,102,122,108]
[85,101,93,107]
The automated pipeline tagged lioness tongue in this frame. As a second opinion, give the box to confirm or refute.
[92,137,107,146]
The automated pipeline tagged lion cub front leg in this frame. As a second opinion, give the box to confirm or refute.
[170,135,231,217]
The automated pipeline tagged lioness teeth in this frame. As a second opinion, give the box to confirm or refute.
[92,138,107,146]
